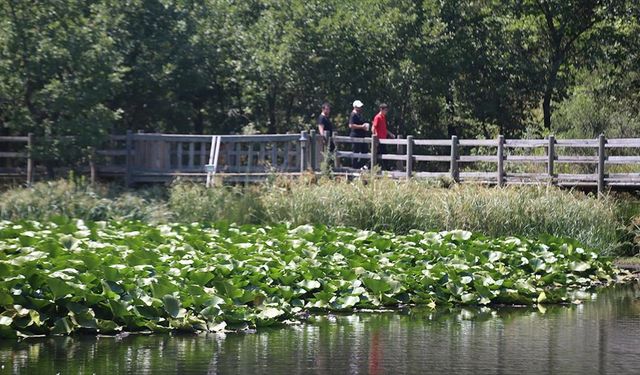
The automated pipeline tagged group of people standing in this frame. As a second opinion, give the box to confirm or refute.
[317,100,395,169]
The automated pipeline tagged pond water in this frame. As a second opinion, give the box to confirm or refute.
[1,283,639,374]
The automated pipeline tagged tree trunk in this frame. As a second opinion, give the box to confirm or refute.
[543,55,562,130]
[266,86,277,133]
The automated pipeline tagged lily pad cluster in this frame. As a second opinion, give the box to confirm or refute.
[0,219,622,337]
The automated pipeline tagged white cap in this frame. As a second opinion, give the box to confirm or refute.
[352,100,364,108]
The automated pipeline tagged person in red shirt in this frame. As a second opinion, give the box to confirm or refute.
[372,103,395,168]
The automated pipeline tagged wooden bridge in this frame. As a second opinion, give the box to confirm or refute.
[2,131,640,194]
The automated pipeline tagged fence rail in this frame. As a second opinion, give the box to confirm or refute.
[2,132,640,193]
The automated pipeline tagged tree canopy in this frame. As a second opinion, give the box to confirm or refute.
[1,0,638,161]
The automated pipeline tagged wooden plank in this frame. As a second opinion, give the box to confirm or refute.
[0,136,29,142]
[378,138,408,145]
[504,139,547,147]
[333,136,372,144]
[607,173,640,179]
[548,136,555,185]
[177,142,183,168]
[458,155,497,163]
[370,135,378,170]
[459,172,497,180]
[556,173,598,181]
[259,142,266,167]
[606,156,640,164]
[379,154,408,161]
[269,143,277,169]
[458,139,498,147]
[555,139,599,148]
[26,133,33,186]
[556,156,598,163]
[506,173,554,179]
[406,136,413,178]
[497,135,505,187]
[0,152,27,158]
[598,134,606,195]
[450,136,459,182]
[413,172,449,178]
[335,151,372,159]
[96,150,128,157]
[413,139,451,146]
[283,141,290,170]
[200,142,207,167]
[504,155,548,163]
[413,155,450,162]
[188,142,195,168]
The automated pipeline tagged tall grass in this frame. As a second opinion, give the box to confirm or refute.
[0,178,626,254]
[259,178,620,254]
[0,179,169,223]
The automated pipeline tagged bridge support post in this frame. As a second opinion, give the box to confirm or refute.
[406,136,414,179]
[371,135,378,171]
[450,135,459,183]
[548,135,555,185]
[497,135,504,187]
[598,133,606,196]
[125,130,133,187]
[299,131,308,173]
[26,133,34,186]
[309,130,317,171]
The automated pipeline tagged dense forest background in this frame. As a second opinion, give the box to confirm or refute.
[1,0,639,157]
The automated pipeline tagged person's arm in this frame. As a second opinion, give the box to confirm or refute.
[387,130,395,138]
[372,115,380,137]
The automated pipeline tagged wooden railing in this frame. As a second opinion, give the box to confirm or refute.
[3,132,640,193]
[0,134,34,185]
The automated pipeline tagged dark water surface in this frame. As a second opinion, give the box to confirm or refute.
[1,283,639,375]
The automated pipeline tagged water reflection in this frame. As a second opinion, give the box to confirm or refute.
[1,283,638,374]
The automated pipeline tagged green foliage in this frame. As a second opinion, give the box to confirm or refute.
[1,0,638,144]
[0,220,627,337]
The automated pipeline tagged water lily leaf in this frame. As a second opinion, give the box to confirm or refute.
[258,307,285,320]
[336,295,360,309]
[297,279,321,291]
[162,295,184,319]
[363,278,391,295]
[570,261,590,272]
[537,291,547,303]
[51,317,75,334]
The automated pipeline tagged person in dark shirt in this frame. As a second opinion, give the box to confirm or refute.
[317,102,334,152]
[348,100,370,169]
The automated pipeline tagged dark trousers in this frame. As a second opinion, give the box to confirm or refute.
[377,143,387,170]
[352,141,368,169]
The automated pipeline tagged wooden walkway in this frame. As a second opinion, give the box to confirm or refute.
[2,131,640,193]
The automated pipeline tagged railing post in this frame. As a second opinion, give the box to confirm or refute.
[125,130,133,187]
[497,135,504,187]
[598,133,606,196]
[309,130,317,171]
[333,134,341,169]
[89,147,96,186]
[299,130,308,173]
[450,135,459,182]
[26,132,34,186]
[396,135,404,171]
[548,135,555,185]
[406,136,414,179]
[371,135,378,171]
